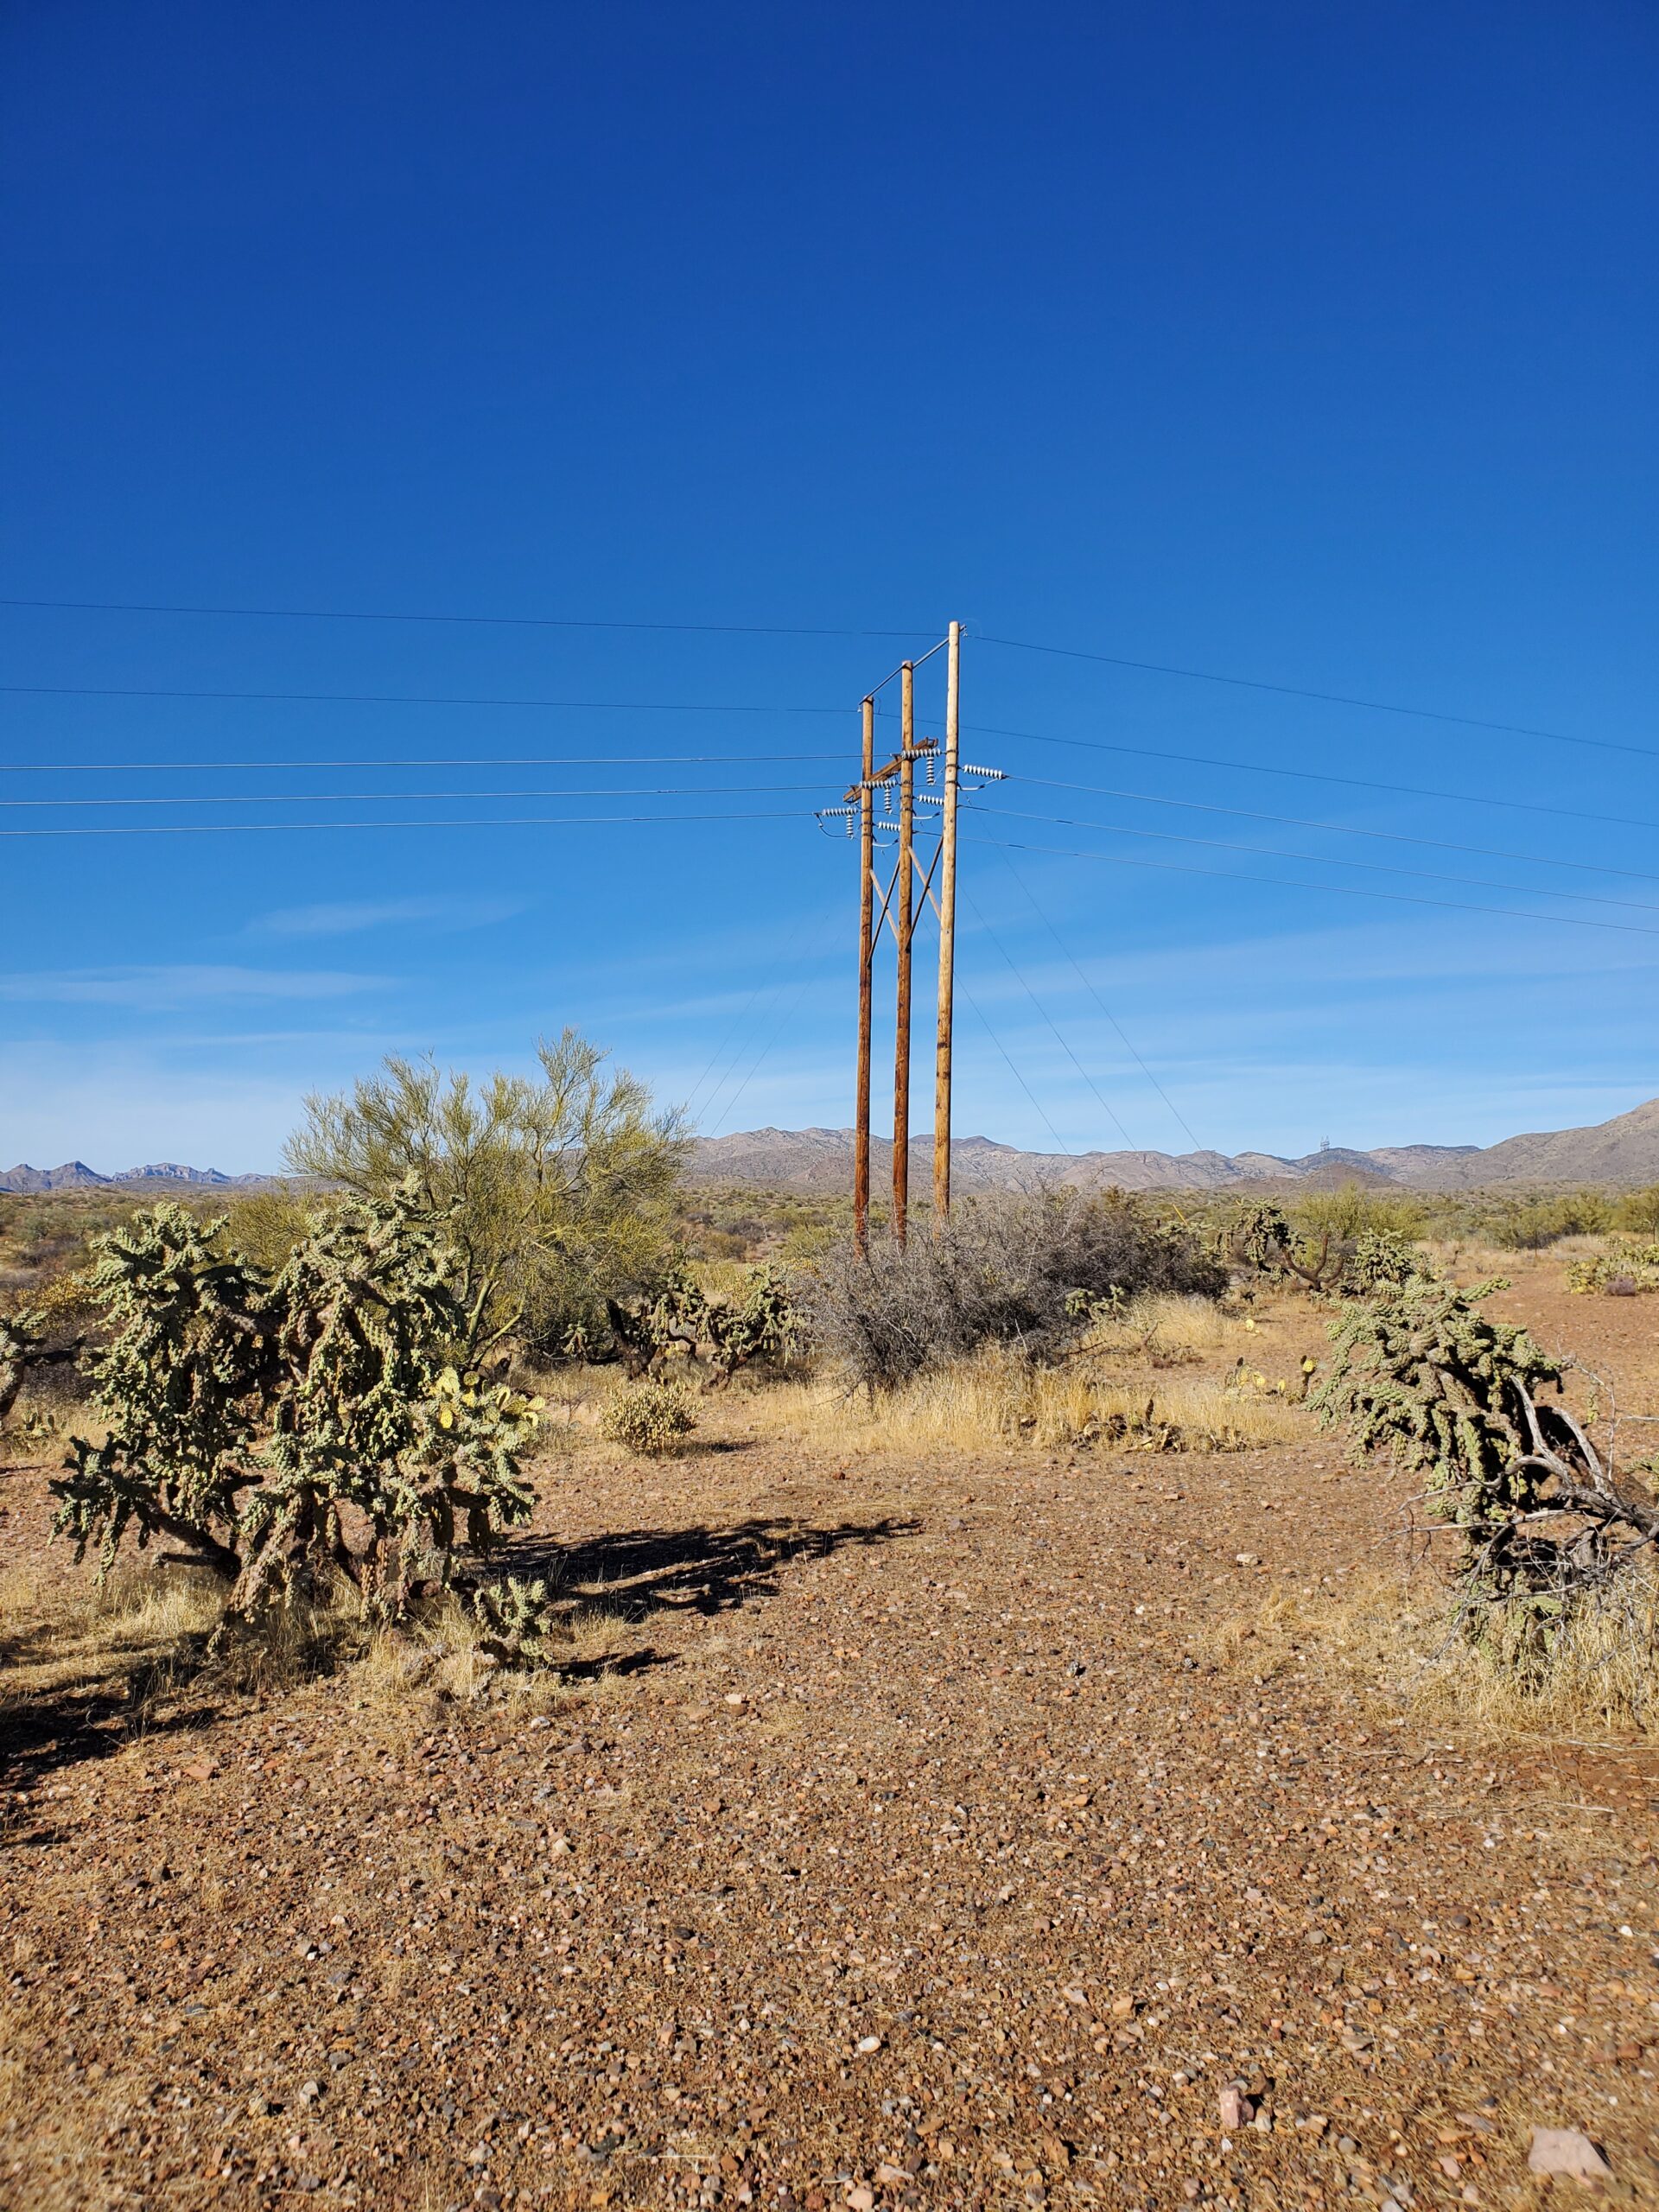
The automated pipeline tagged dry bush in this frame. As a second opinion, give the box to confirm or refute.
[803,1189,1224,1394]
[598,1376,697,1454]
[1215,1560,1659,1739]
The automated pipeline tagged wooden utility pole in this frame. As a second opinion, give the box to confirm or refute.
[853,692,875,1256]
[892,661,915,1246]
[932,620,961,1228]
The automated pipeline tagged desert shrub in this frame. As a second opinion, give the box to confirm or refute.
[225,1185,315,1271]
[1483,1190,1614,1250]
[1215,1198,1428,1297]
[1615,1184,1659,1236]
[1567,1241,1659,1296]
[50,1190,542,1621]
[1290,1183,1427,1243]
[599,1376,697,1454]
[802,1189,1224,1394]
[286,1028,687,1357]
[1312,1270,1659,1689]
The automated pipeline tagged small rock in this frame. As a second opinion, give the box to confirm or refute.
[846,2190,874,2212]
[1235,1554,1259,1567]
[1337,2135,1360,2156]
[1061,1986,1087,2006]
[1217,2083,1252,2132]
[297,2081,321,2107]
[874,2164,908,2186]
[724,1693,747,1708]
[1528,2129,1612,2182]
[855,2034,882,2054]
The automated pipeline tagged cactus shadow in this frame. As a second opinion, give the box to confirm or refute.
[506,1512,918,1624]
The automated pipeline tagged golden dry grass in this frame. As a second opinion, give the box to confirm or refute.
[1211,1562,1659,1741]
[0,1550,226,1716]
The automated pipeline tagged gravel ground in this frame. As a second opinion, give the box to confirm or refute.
[3,1268,1658,2211]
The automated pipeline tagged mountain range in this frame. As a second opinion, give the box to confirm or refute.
[10,1093,1659,1198]
[687,1094,1659,1194]
[0,1161,271,1194]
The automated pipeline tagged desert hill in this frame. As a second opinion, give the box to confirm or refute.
[688,1094,1659,1193]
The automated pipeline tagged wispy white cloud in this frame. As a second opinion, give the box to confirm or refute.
[0,966,383,1009]
[251,895,528,940]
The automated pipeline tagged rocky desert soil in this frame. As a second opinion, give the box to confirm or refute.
[3,1261,1657,2211]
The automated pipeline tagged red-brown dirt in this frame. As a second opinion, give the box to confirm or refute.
[3,1259,1657,2211]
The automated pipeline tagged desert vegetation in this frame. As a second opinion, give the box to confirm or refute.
[6,1111,1659,2208]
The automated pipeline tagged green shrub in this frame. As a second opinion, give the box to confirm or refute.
[599,1376,697,1455]
[1567,1241,1659,1295]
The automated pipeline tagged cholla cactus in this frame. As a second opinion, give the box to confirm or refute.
[702,1264,802,1388]
[1,1302,86,1434]
[51,1185,541,1618]
[1567,1241,1659,1296]
[472,1573,562,1667]
[1311,1270,1659,1674]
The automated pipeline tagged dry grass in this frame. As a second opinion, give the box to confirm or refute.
[749,1332,1309,1455]
[1211,1561,1659,1741]
[0,1550,226,1715]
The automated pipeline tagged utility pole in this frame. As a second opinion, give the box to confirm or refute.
[892,661,915,1246]
[932,619,962,1228]
[853,692,875,1256]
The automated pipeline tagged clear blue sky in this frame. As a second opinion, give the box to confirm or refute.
[3,1,1656,1171]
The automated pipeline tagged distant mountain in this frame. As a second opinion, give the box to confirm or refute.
[0,1161,274,1194]
[688,1097,1659,1194]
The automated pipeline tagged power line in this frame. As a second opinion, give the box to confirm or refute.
[706,969,820,1139]
[963,831,1659,940]
[0,594,931,639]
[979,633,1655,763]
[0,680,852,715]
[961,888,1135,1150]
[1016,774,1659,890]
[0,749,844,773]
[965,720,1659,840]
[972,802,1659,918]
[0,807,815,841]
[958,982,1076,1160]
[996,851,1206,1154]
[0,782,832,811]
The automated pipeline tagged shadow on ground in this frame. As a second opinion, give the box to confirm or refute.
[505,1513,919,1622]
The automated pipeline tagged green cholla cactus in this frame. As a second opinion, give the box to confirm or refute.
[50,1185,541,1618]
[1305,1270,1659,1677]
[472,1573,562,1667]
[1567,1241,1659,1296]
[599,1376,696,1454]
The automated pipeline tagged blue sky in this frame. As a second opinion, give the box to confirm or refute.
[3,1,1656,1171]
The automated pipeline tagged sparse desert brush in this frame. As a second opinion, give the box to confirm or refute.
[1567,1239,1659,1296]
[599,1375,697,1454]
[1217,1560,1659,1738]
[803,1187,1224,1395]
[759,1343,1306,1454]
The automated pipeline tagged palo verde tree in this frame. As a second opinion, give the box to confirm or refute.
[51,1188,542,1621]
[284,1029,687,1357]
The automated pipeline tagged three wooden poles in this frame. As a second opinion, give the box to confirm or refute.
[852,619,961,1255]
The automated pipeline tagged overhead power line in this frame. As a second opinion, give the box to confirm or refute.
[0,749,844,773]
[996,852,1205,1154]
[1016,774,1659,889]
[972,801,1659,917]
[0,594,931,639]
[963,831,1659,940]
[966,721,1659,840]
[0,782,831,811]
[979,634,1654,762]
[0,807,813,841]
[0,681,851,715]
